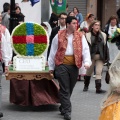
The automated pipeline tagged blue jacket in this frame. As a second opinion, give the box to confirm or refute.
[76,13,83,25]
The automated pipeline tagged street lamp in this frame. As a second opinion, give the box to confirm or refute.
[9,0,17,34]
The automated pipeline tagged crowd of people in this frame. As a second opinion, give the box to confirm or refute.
[47,6,120,120]
[1,2,120,120]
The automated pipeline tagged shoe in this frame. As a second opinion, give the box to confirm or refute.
[0,112,3,118]
[95,79,106,94]
[83,76,91,91]
[64,114,71,120]
[83,86,88,91]
[96,89,106,94]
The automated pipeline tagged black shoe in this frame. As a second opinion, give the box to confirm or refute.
[0,112,3,118]
[96,89,106,94]
[83,86,88,91]
[64,114,71,120]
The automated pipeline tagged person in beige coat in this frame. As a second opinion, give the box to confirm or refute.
[83,20,109,94]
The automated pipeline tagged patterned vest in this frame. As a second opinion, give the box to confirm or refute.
[55,29,83,68]
[0,25,6,61]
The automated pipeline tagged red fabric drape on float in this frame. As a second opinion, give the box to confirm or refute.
[10,79,59,106]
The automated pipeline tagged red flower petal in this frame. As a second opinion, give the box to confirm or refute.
[12,36,26,44]
[34,35,47,44]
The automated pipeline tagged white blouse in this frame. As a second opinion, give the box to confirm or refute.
[108,25,117,37]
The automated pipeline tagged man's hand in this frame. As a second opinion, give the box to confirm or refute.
[5,66,9,76]
[84,65,90,69]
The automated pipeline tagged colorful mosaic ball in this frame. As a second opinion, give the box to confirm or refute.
[11,22,49,56]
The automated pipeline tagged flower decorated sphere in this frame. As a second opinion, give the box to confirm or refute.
[11,22,49,56]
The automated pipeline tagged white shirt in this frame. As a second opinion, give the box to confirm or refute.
[108,25,117,37]
[1,28,12,66]
[80,21,89,29]
[60,25,66,30]
[48,33,92,70]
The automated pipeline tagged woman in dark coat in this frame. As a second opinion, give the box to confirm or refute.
[104,15,120,64]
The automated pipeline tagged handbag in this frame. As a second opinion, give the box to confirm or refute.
[105,62,110,84]
[105,70,110,84]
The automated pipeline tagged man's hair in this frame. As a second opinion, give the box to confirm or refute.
[3,2,10,12]
[59,12,67,18]
[66,16,77,24]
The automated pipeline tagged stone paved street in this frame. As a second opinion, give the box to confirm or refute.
[1,66,108,120]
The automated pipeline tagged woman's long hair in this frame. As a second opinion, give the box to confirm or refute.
[89,20,101,32]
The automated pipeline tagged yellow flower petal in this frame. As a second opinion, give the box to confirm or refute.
[116,28,120,33]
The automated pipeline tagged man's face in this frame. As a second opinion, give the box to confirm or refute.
[59,14,67,26]
[68,19,77,32]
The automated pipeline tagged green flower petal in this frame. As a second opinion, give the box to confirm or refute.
[13,23,26,36]
[34,44,47,56]
[13,44,26,55]
[34,24,46,35]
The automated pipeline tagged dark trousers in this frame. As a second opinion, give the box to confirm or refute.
[55,64,78,114]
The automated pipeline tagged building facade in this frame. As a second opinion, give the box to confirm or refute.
[87,0,119,28]
[0,0,119,27]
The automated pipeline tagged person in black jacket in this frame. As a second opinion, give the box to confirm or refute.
[15,6,25,25]
[47,12,67,59]
[49,12,58,28]
[104,15,120,64]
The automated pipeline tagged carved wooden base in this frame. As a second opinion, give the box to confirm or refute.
[6,71,53,80]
